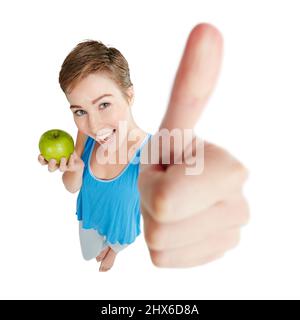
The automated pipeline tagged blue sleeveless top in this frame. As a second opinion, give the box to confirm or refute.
[76,132,152,245]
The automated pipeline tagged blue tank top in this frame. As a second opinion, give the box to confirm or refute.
[76,132,152,245]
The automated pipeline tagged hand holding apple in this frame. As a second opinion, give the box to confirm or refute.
[38,129,84,173]
[39,129,74,162]
[38,151,84,173]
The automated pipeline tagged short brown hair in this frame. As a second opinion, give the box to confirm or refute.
[58,40,133,103]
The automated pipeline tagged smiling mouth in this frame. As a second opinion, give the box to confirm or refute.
[97,129,116,144]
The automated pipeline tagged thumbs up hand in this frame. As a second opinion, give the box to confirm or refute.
[138,23,250,268]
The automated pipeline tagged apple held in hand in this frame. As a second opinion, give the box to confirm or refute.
[39,129,74,164]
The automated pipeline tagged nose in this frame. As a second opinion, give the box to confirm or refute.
[88,113,102,135]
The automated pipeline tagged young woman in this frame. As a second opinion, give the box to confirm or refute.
[38,40,152,272]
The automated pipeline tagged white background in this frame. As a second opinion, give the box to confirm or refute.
[0,0,299,300]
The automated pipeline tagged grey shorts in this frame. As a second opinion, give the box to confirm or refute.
[78,221,129,260]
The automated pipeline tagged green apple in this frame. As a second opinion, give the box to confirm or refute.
[39,129,74,164]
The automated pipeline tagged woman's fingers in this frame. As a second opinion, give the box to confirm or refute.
[48,159,58,172]
[139,140,249,224]
[160,23,223,132]
[67,153,76,170]
[149,227,241,268]
[38,154,48,165]
[142,192,250,251]
[59,157,67,172]
[38,154,60,172]
[151,249,226,269]
[64,152,84,172]
[39,153,81,173]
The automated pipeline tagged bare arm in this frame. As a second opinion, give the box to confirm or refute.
[61,130,87,193]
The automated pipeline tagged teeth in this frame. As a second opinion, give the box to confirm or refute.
[96,129,115,142]
[96,129,114,140]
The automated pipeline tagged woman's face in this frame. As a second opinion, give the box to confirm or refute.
[66,71,135,146]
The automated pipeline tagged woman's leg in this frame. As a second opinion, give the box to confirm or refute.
[78,221,108,261]
[98,242,130,272]
[109,242,129,254]
[99,247,117,272]
[96,246,110,262]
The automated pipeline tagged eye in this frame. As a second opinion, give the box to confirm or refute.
[74,110,86,117]
[73,103,110,117]
[99,102,111,110]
